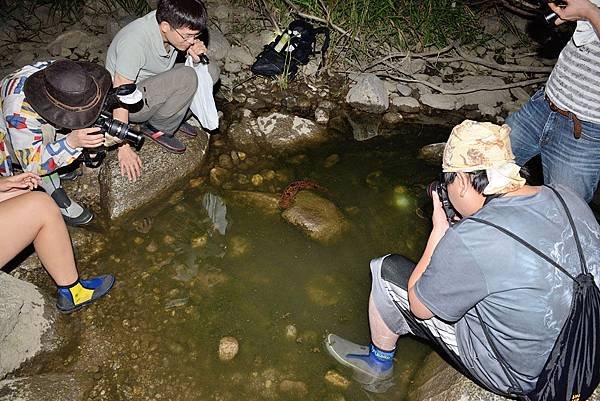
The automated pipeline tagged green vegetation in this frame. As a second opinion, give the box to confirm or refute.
[259,0,483,53]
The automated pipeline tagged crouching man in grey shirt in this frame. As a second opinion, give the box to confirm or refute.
[325,120,600,395]
[106,0,214,174]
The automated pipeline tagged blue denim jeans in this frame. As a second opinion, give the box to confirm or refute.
[506,88,600,202]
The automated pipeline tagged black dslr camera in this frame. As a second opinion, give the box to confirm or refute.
[94,83,144,149]
[426,176,458,224]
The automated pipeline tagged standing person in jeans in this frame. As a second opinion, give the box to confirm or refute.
[325,120,600,395]
[506,0,600,202]
[106,0,212,158]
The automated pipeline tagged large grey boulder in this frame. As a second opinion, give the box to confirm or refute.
[409,352,600,401]
[346,74,389,114]
[46,30,91,56]
[281,191,349,244]
[420,94,465,111]
[0,373,93,401]
[99,131,209,219]
[0,272,55,379]
[207,27,231,62]
[227,112,328,155]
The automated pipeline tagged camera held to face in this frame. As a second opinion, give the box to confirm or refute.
[541,0,567,24]
[426,179,458,223]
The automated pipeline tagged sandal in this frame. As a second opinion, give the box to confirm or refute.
[139,123,186,154]
[178,121,199,137]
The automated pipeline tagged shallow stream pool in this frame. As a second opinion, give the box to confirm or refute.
[59,124,447,401]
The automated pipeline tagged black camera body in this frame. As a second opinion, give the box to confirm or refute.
[426,180,458,224]
[94,83,144,149]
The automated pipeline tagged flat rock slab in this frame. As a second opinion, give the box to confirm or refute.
[0,373,93,401]
[99,131,209,219]
[0,272,54,379]
[408,352,600,401]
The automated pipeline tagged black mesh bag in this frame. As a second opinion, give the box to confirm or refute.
[468,186,600,401]
[251,19,330,79]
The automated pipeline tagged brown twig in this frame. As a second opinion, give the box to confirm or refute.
[282,0,360,41]
[377,74,548,95]
[365,43,456,70]
[260,0,280,32]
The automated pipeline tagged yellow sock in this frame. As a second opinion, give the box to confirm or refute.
[69,282,95,305]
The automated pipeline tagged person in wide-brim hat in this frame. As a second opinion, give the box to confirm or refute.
[23,59,112,129]
[0,59,113,227]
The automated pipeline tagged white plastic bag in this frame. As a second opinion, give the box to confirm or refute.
[185,55,219,130]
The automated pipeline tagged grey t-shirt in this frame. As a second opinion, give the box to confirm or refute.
[105,10,177,83]
[415,185,600,393]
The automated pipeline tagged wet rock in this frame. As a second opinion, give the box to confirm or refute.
[210,166,232,187]
[510,87,531,103]
[228,113,327,155]
[228,46,255,66]
[146,241,158,253]
[324,370,351,389]
[306,275,340,306]
[409,352,510,401]
[251,174,264,187]
[281,191,349,244]
[315,108,330,124]
[396,83,412,96]
[0,272,55,379]
[323,154,340,168]
[191,234,208,248]
[46,30,90,56]
[256,113,327,152]
[345,112,382,141]
[383,112,403,125]
[218,336,239,361]
[99,132,209,219]
[279,380,308,397]
[226,191,280,215]
[419,143,446,166]
[390,95,421,113]
[225,60,242,73]
[285,324,298,340]
[219,154,234,169]
[346,73,389,114]
[227,236,251,257]
[0,373,94,401]
[207,27,231,62]
[420,94,465,111]
[453,76,511,108]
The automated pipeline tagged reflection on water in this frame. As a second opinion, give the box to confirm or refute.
[71,125,445,400]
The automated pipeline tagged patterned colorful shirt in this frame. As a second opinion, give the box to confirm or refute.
[0,61,82,176]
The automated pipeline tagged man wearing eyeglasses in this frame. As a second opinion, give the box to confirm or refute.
[105,0,211,173]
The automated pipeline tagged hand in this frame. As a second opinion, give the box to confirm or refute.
[550,0,599,24]
[66,127,104,149]
[0,172,41,192]
[117,144,142,182]
[431,191,450,234]
[187,40,207,63]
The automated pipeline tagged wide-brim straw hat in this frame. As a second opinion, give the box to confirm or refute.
[24,59,112,129]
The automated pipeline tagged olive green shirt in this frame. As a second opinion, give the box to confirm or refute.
[105,10,177,83]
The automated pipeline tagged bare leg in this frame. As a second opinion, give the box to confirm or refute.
[0,192,78,285]
[369,295,400,350]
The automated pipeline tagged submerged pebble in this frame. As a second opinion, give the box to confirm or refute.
[285,324,297,340]
[165,298,189,310]
[279,380,308,396]
[324,371,350,389]
[323,154,340,168]
[145,241,157,252]
[219,336,239,361]
[163,235,176,245]
[251,174,264,186]
[191,235,208,248]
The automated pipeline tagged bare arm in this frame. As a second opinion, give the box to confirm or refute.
[551,0,600,35]
[408,193,450,319]
[112,71,133,124]
[112,72,142,181]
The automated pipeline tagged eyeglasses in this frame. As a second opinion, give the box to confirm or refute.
[173,27,200,43]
